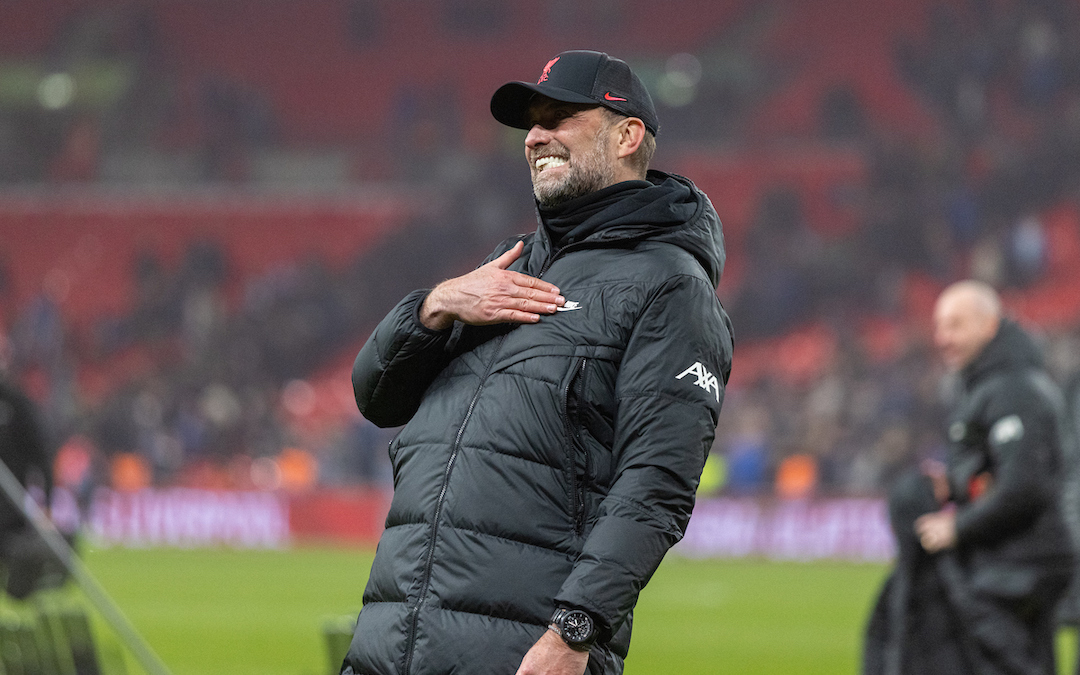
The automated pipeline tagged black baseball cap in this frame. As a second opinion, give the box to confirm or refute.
[491,50,659,136]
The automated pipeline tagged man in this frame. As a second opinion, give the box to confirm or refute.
[1061,362,1080,673]
[0,337,59,599]
[864,280,1075,675]
[342,50,733,675]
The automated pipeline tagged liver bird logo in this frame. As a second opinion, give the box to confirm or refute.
[538,57,560,83]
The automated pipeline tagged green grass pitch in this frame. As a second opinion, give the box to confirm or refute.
[74,546,1075,675]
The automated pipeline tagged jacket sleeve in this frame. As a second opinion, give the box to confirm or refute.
[553,273,733,638]
[353,235,531,428]
[352,289,459,428]
[954,376,1062,546]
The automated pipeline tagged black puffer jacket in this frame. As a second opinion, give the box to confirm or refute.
[948,319,1075,575]
[343,171,733,675]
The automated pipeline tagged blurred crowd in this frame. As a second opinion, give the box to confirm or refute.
[712,320,1080,498]
[2,0,1080,501]
[0,199,521,499]
[717,0,1080,497]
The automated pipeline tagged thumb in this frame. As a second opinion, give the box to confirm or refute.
[491,240,525,270]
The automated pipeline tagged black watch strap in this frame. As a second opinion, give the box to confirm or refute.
[549,607,598,652]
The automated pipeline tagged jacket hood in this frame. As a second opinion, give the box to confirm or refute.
[536,170,726,288]
[961,318,1043,388]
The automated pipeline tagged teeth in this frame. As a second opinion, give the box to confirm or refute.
[535,156,568,172]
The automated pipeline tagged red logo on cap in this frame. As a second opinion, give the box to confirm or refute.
[604,92,628,102]
[538,57,560,83]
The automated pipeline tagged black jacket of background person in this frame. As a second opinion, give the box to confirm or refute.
[0,378,51,535]
[342,171,733,675]
[864,319,1075,675]
[946,318,1074,574]
[1057,360,1080,626]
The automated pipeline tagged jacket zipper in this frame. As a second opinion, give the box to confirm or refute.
[563,357,589,535]
[541,244,596,537]
[403,334,506,675]
[402,242,588,669]
[538,237,590,277]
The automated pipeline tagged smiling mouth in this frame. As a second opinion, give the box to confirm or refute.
[534,156,568,173]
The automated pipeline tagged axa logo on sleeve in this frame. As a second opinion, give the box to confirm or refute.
[676,362,720,402]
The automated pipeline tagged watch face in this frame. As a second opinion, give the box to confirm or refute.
[562,610,594,643]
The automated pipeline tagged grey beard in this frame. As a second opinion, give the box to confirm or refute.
[533,163,615,208]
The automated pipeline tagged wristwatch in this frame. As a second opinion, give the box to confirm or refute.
[548,607,598,651]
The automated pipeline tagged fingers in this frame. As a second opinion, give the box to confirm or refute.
[426,241,568,327]
[491,240,525,270]
[913,516,937,552]
[914,512,955,553]
[918,530,944,553]
[427,275,562,327]
[493,295,561,325]
[913,514,930,537]
[489,242,562,298]
[485,246,563,323]
[508,277,563,307]
[511,274,562,304]
[472,272,562,324]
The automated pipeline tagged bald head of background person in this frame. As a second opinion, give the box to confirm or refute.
[933,280,1003,372]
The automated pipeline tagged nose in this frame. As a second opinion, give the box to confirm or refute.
[525,124,552,149]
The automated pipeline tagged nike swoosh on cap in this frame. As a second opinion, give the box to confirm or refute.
[604,92,628,102]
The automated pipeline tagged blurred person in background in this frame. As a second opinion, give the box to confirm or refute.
[0,336,64,599]
[864,280,1075,675]
[343,50,733,675]
[1059,360,1080,670]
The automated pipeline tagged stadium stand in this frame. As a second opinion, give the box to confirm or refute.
[1,0,1080,501]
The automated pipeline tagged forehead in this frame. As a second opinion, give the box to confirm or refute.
[525,96,602,125]
[934,295,968,323]
[934,293,989,331]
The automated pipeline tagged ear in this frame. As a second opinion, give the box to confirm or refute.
[613,117,645,161]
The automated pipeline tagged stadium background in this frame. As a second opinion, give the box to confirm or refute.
[3,0,1080,672]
